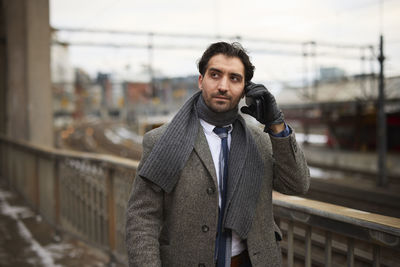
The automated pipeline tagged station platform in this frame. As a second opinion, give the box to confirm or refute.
[302,144,400,218]
[303,144,400,181]
[306,175,400,218]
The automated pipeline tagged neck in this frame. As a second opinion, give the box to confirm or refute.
[196,94,238,127]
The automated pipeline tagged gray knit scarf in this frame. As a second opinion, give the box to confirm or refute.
[138,91,264,240]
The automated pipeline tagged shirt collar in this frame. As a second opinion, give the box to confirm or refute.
[199,119,233,136]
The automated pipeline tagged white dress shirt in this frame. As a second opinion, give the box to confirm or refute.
[199,119,246,257]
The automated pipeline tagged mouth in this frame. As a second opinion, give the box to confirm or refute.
[213,95,230,101]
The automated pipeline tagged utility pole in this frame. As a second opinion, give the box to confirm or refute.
[148,32,155,97]
[377,34,387,187]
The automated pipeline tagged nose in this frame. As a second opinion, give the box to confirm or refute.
[218,76,229,93]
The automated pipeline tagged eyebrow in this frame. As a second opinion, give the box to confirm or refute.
[208,67,243,80]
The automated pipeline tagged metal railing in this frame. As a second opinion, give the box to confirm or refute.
[0,135,137,263]
[274,193,400,266]
[1,135,399,266]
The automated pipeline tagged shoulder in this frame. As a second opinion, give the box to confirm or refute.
[142,123,169,147]
[138,123,170,167]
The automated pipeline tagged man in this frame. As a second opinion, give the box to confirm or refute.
[125,42,310,267]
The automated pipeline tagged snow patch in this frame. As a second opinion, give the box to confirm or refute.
[0,187,60,266]
[114,126,143,144]
[295,133,327,144]
[45,243,74,260]
[309,166,347,180]
[0,202,33,220]
[104,129,123,144]
[0,188,14,200]
[16,220,60,266]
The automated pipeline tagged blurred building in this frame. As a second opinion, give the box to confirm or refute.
[51,40,76,128]
[278,74,400,152]
[319,67,347,83]
[276,73,399,105]
[125,82,151,104]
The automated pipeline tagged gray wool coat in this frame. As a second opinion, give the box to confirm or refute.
[125,122,310,267]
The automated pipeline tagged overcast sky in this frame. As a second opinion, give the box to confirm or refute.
[50,0,400,84]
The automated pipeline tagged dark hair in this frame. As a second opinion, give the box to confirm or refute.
[197,42,255,83]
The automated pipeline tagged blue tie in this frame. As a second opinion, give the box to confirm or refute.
[213,126,231,267]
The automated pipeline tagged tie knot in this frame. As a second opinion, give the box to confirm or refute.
[213,126,230,138]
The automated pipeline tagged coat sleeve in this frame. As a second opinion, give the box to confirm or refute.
[270,128,310,195]
[125,131,164,267]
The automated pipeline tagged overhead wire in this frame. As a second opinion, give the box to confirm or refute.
[53,27,374,60]
[55,27,375,49]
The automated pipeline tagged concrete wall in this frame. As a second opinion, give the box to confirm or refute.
[0,1,7,135]
[2,0,53,147]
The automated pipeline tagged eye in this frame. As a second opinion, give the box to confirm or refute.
[230,75,241,82]
[210,72,219,78]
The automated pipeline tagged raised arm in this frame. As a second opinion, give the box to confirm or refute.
[241,82,310,195]
[270,131,310,195]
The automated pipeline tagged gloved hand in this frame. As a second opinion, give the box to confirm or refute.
[240,82,284,129]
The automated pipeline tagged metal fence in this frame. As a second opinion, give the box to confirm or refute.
[0,135,137,263]
[1,135,399,266]
[274,193,400,266]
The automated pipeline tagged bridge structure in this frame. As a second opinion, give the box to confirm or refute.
[1,1,400,266]
[1,135,400,266]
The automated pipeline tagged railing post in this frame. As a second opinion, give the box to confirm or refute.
[107,167,116,252]
[325,231,332,267]
[373,245,380,267]
[54,159,61,226]
[305,225,312,267]
[0,140,4,178]
[33,155,40,210]
[287,220,294,267]
[347,238,354,267]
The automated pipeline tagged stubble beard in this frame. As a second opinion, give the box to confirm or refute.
[207,97,239,113]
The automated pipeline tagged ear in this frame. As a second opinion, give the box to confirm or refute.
[241,82,246,98]
[198,75,203,90]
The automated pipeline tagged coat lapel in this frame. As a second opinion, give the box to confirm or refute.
[193,126,218,187]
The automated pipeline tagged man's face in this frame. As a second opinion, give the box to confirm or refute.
[198,54,245,113]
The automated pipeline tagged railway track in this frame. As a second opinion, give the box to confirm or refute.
[58,120,142,161]
[305,175,400,219]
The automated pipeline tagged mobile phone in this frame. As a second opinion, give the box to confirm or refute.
[244,82,263,119]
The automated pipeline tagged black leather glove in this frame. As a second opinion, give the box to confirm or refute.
[240,82,284,129]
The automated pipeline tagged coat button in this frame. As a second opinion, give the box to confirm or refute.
[207,187,215,195]
[202,225,209,232]
[198,264,205,267]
